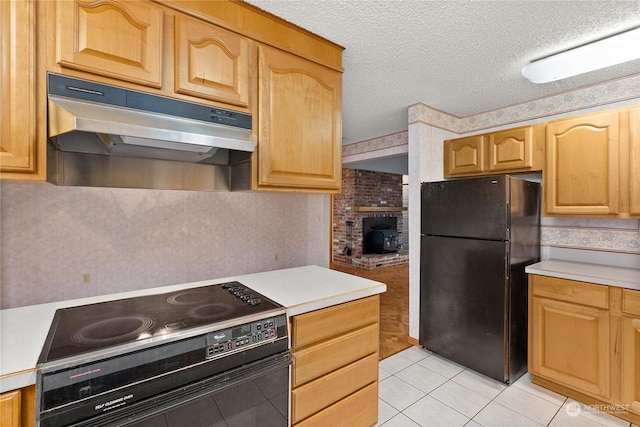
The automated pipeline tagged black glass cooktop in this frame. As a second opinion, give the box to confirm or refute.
[38,282,281,364]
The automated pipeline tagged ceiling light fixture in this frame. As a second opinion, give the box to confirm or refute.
[521,27,640,84]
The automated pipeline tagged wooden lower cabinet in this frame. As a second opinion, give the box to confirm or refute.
[0,385,35,427]
[290,296,379,426]
[529,275,640,424]
[621,290,640,416]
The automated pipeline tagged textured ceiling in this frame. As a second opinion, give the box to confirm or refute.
[246,0,640,146]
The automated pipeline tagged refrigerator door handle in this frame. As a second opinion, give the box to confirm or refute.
[505,245,510,279]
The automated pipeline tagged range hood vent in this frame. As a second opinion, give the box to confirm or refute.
[46,73,254,191]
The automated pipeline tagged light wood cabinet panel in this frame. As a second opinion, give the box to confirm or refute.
[443,125,542,178]
[0,0,39,177]
[622,317,640,415]
[56,0,163,87]
[292,296,379,348]
[530,295,610,399]
[295,382,378,427]
[488,126,534,172]
[531,275,609,309]
[0,385,34,427]
[290,296,379,426]
[630,108,640,216]
[444,135,485,176]
[530,276,640,424]
[292,323,378,387]
[257,44,342,191]
[545,112,620,215]
[0,390,21,427]
[174,15,250,108]
[291,353,378,424]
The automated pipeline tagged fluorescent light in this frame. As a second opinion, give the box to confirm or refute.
[521,27,640,84]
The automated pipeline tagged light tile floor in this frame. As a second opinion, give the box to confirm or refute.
[377,347,639,427]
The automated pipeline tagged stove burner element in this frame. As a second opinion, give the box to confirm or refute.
[71,315,155,346]
[167,289,216,305]
[187,303,233,320]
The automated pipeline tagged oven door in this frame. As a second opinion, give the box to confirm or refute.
[127,351,291,427]
[43,351,291,427]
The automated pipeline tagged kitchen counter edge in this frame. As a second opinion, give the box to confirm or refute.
[525,259,640,291]
[0,265,386,392]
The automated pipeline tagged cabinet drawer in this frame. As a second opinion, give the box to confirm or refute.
[292,353,378,424]
[294,382,378,427]
[292,296,379,348]
[622,289,640,316]
[531,275,608,309]
[292,323,378,387]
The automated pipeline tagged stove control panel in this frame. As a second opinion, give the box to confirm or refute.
[204,314,284,359]
[221,282,262,306]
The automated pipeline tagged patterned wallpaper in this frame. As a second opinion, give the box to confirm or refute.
[408,73,640,134]
[540,218,640,255]
[0,182,330,309]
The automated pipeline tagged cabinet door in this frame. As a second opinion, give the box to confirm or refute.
[0,0,38,176]
[443,135,485,176]
[257,45,342,191]
[0,390,21,427]
[622,289,640,415]
[56,0,163,87]
[630,108,640,216]
[488,126,533,172]
[174,15,250,108]
[545,112,620,215]
[530,296,610,399]
[622,317,640,415]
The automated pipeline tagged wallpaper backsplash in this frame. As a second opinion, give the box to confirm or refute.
[0,183,329,309]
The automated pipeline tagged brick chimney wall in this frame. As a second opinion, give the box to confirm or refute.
[333,169,404,263]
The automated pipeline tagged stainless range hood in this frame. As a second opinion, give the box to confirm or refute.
[47,73,254,191]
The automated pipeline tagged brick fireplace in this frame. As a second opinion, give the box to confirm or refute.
[333,168,408,269]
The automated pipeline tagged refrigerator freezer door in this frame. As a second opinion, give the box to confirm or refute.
[419,235,509,382]
[421,176,509,240]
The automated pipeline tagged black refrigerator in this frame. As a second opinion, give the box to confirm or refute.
[419,175,540,384]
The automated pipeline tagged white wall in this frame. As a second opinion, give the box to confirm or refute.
[408,122,457,340]
[0,182,330,309]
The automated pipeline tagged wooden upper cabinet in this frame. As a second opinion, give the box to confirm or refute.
[630,108,640,216]
[0,0,40,178]
[488,126,534,172]
[444,135,485,176]
[444,125,541,178]
[545,112,620,216]
[174,15,250,108]
[56,0,163,88]
[256,44,342,191]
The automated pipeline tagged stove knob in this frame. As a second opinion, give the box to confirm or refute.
[240,293,254,301]
[247,298,262,306]
[221,283,233,289]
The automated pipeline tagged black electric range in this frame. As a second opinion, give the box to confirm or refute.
[38,281,284,365]
[36,281,290,427]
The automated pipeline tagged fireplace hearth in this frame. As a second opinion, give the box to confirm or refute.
[332,168,408,269]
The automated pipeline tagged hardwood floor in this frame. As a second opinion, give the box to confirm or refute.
[330,262,411,360]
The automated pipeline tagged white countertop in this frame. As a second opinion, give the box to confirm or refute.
[0,265,386,393]
[525,260,640,290]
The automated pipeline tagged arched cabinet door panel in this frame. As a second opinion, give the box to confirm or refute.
[257,44,342,191]
[174,15,250,108]
[56,0,163,87]
[545,112,620,215]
